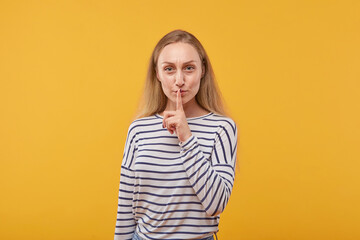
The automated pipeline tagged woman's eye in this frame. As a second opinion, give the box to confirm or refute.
[185,66,195,71]
[164,67,173,71]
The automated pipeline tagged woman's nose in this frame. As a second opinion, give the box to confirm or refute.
[175,71,184,86]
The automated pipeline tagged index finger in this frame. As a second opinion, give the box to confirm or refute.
[176,89,183,111]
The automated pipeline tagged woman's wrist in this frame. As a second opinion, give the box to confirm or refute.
[180,132,192,143]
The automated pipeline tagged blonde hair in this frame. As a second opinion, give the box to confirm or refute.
[136,29,227,118]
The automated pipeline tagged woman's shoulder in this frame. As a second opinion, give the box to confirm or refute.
[126,114,161,133]
[205,113,237,132]
[131,114,159,124]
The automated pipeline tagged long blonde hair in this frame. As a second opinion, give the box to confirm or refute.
[136,29,226,118]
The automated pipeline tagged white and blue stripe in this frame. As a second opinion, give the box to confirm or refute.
[115,112,238,240]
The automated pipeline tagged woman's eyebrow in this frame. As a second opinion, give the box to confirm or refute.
[161,60,197,65]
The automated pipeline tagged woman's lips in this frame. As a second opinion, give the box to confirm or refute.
[173,90,187,96]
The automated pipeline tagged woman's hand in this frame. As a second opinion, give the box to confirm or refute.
[162,89,192,143]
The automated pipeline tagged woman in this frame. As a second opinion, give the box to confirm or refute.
[114,29,238,240]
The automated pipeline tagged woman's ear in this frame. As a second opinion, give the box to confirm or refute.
[201,64,205,78]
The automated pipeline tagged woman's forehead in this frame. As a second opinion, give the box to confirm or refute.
[158,42,201,64]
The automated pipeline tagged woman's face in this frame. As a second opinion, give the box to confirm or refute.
[156,42,204,108]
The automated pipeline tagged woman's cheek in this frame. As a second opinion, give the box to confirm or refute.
[162,80,170,92]
[160,80,172,97]
[163,77,173,91]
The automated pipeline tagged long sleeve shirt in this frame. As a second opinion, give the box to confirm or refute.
[114,112,238,240]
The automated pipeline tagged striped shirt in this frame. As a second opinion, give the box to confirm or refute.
[114,112,238,240]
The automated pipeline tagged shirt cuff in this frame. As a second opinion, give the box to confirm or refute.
[179,135,196,150]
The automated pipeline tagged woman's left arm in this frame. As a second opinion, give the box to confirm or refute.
[179,122,238,216]
[162,90,238,216]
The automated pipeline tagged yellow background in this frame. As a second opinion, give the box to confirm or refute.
[1,0,359,239]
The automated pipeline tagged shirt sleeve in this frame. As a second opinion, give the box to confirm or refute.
[114,122,138,240]
[179,120,238,216]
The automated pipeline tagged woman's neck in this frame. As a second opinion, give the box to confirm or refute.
[162,98,210,118]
